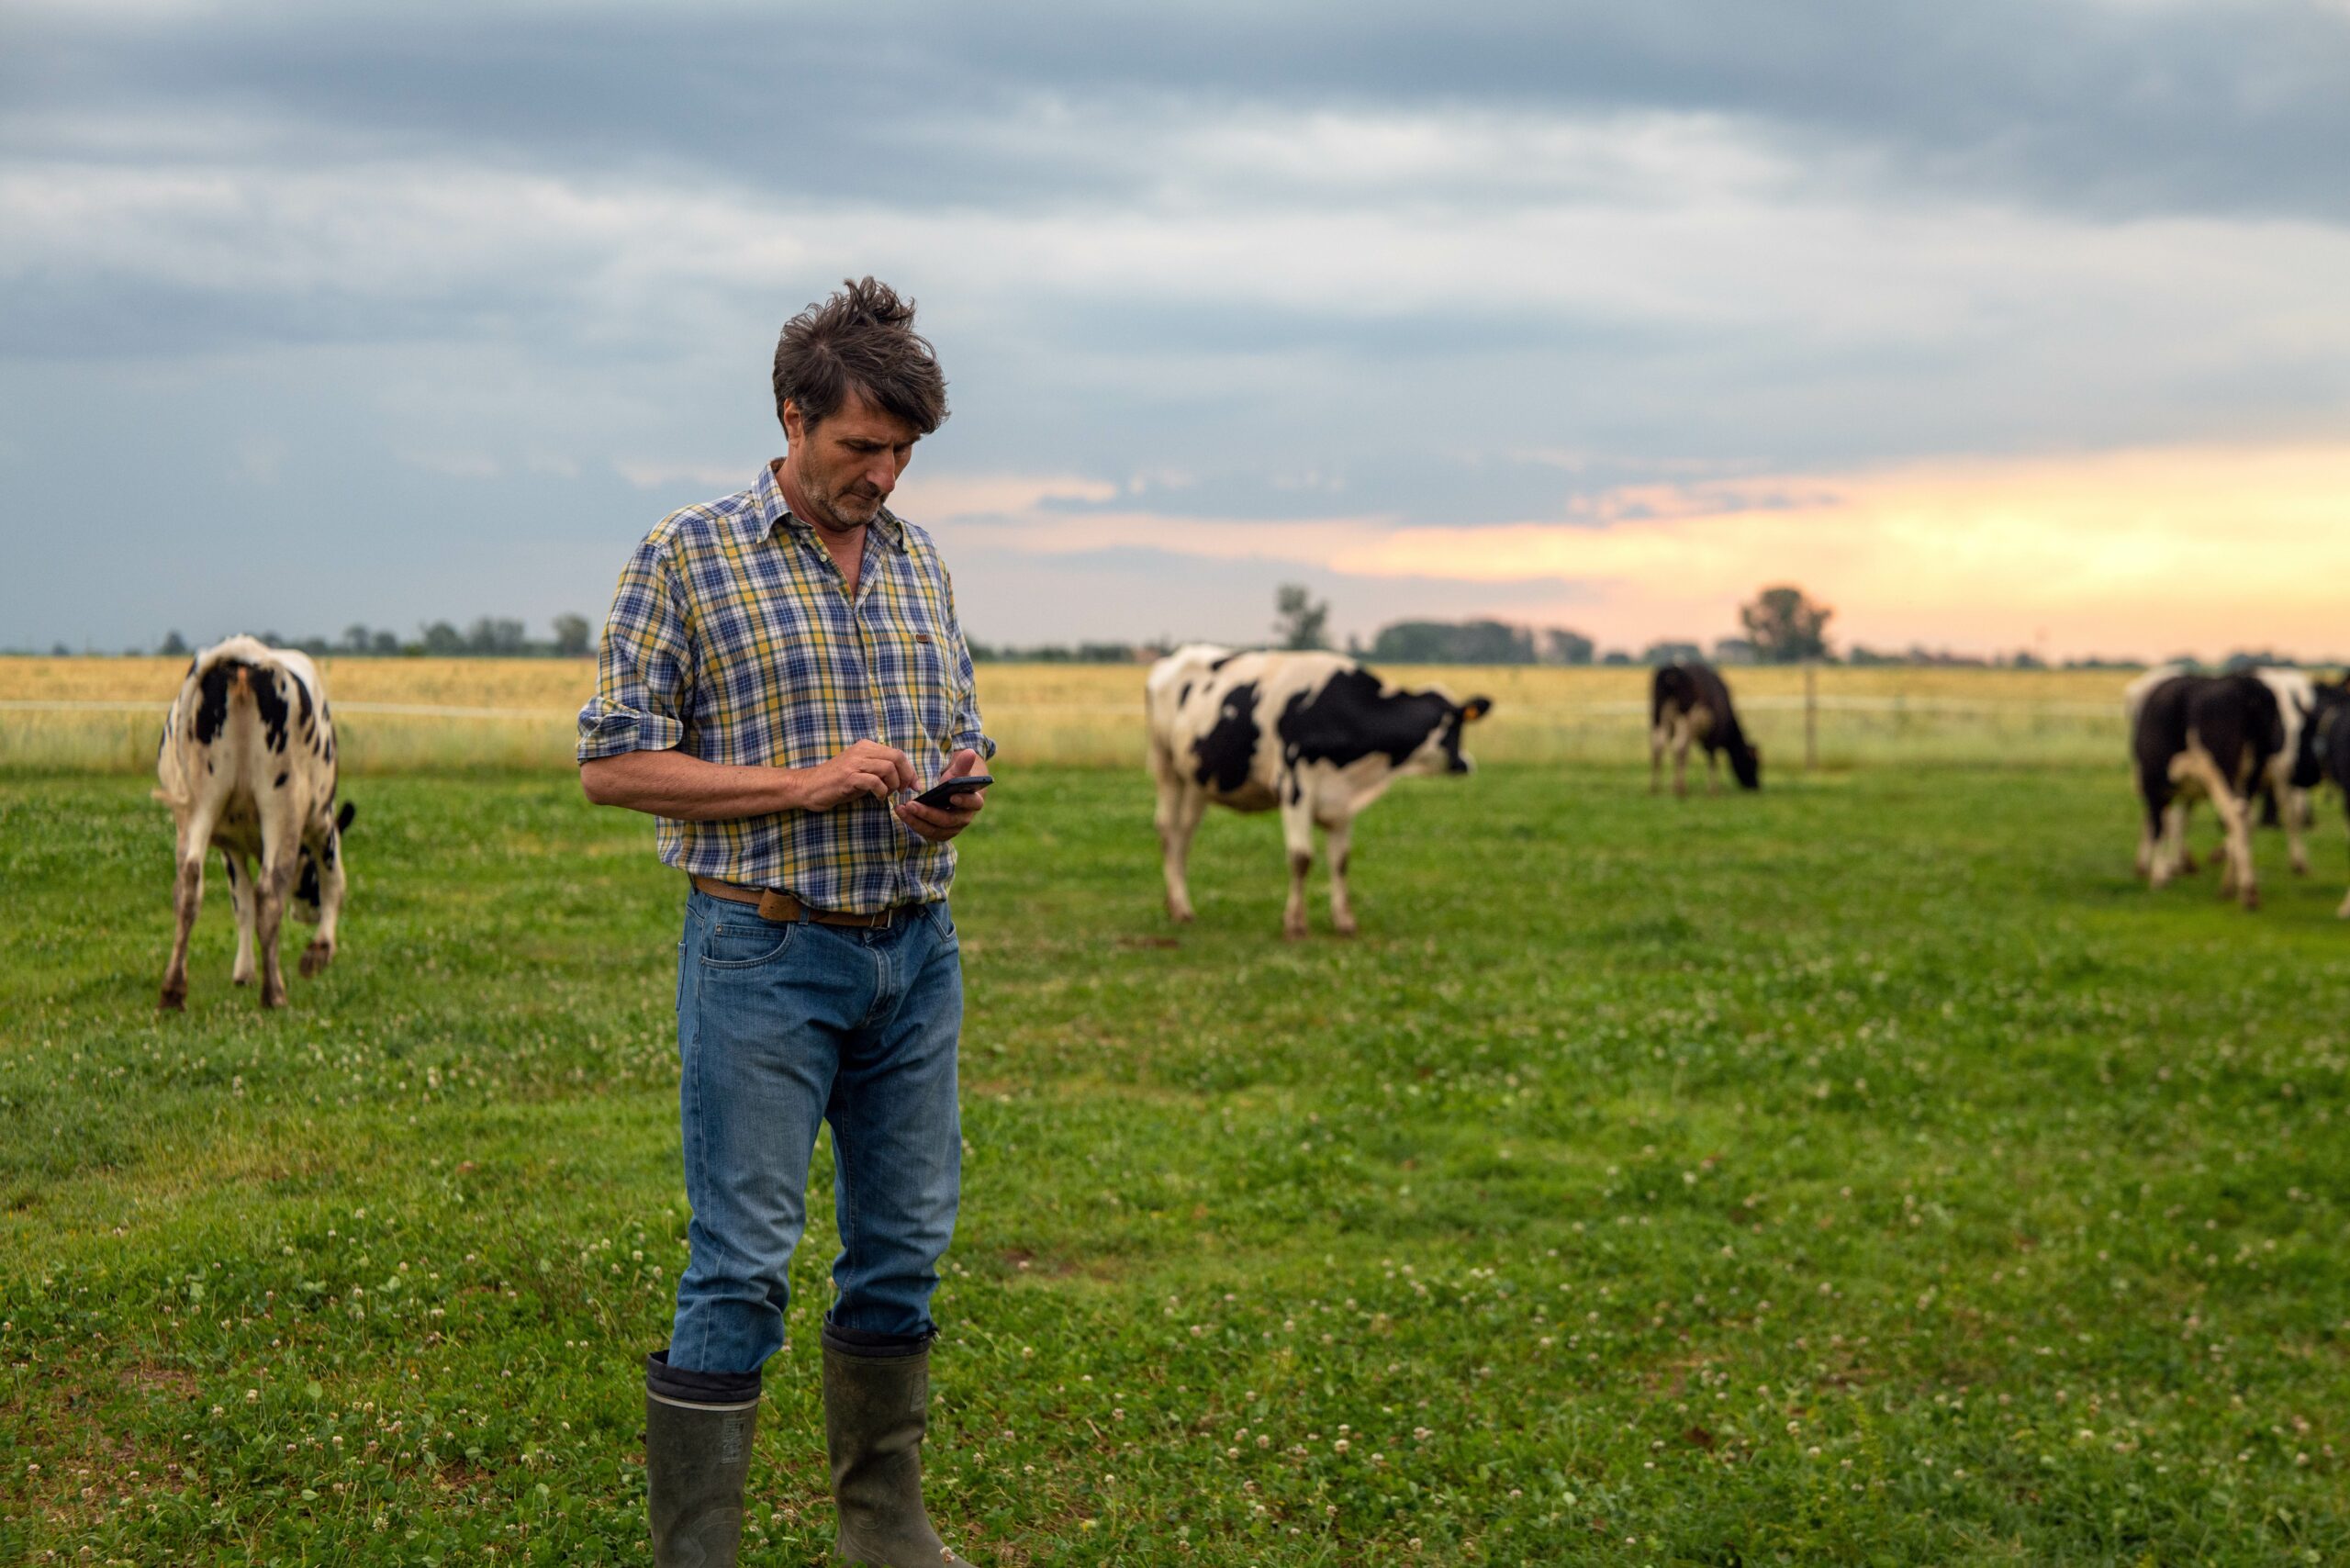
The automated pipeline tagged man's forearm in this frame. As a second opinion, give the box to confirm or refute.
[579,748,808,820]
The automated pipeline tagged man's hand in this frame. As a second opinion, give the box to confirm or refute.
[895,748,989,844]
[794,740,919,811]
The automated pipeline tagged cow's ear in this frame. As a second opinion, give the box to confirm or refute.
[336,801,357,832]
[1460,697,1493,722]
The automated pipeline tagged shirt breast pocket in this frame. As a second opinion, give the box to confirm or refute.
[893,623,956,761]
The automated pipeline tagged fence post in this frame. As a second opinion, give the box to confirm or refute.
[1804,658,1818,773]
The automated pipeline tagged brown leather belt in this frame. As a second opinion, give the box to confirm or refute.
[691,875,904,928]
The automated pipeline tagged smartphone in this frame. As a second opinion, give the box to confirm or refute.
[910,774,994,811]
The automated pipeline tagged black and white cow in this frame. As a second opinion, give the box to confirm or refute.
[2129,670,2283,911]
[154,636,354,1009]
[2125,664,2317,880]
[1650,660,1761,796]
[1146,644,1491,938]
[2302,677,2350,919]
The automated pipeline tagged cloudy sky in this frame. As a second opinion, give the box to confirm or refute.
[6,0,2349,659]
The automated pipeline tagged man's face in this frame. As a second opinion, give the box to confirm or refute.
[782,388,921,533]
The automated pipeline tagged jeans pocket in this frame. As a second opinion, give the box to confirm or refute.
[924,901,958,946]
[699,918,799,969]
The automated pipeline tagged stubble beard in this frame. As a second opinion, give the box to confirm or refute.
[800,468,883,535]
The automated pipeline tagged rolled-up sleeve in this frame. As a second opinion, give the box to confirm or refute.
[944,575,995,762]
[576,535,693,762]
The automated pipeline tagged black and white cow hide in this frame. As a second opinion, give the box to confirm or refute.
[2126,664,2319,876]
[2129,670,2282,911]
[2303,677,2350,919]
[154,635,353,1008]
[1650,660,1762,796]
[1145,645,1490,937]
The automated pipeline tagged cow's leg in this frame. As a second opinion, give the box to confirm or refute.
[2160,801,2196,879]
[2340,802,2350,917]
[1279,795,1316,940]
[1649,723,1666,794]
[160,816,213,1011]
[253,813,298,1008]
[1324,813,1358,937]
[2183,749,2258,911]
[2285,785,2311,876]
[224,848,257,986]
[301,823,347,978]
[1705,746,1721,797]
[1671,719,1694,800]
[1157,778,1206,924]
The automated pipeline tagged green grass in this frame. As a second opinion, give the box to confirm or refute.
[3,766,2347,1566]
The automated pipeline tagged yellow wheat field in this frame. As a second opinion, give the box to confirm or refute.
[0,655,2145,775]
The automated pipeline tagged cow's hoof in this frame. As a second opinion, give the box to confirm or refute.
[1281,924,1308,941]
[231,969,252,987]
[2240,890,2261,913]
[159,984,186,1013]
[1168,908,1194,924]
[2335,897,2350,920]
[1333,924,1358,938]
[300,941,333,978]
[261,985,288,1009]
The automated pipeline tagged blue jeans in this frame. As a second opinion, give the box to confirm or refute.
[666,889,964,1374]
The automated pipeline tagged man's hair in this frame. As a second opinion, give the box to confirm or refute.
[772,277,949,438]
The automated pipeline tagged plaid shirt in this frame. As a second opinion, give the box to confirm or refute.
[577,461,994,913]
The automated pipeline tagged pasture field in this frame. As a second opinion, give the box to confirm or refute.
[4,762,2349,1566]
[0,656,2146,774]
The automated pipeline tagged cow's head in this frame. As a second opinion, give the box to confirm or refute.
[293,801,357,925]
[1413,692,1493,777]
[1731,737,1763,790]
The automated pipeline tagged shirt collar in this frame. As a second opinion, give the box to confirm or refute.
[748,459,909,554]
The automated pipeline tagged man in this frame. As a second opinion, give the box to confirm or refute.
[577,277,993,1568]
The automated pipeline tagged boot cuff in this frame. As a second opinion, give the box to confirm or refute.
[821,1320,934,1360]
[645,1348,763,1406]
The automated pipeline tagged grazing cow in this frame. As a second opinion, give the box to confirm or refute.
[1146,644,1491,938]
[2125,664,2318,876]
[2129,671,2282,910]
[154,636,354,1008]
[1650,660,1761,796]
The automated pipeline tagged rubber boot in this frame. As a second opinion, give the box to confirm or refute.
[644,1349,760,1568]
[822,1324,975,1565]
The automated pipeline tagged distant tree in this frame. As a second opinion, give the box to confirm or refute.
[2009,649,2046,670]
[371,630,402,656]
[466,616,529,655]
[159,630,190,657]
[50,642,72,656]
[1739,584,1833,663]
[420,620,465,655]
[1640,640,1704,666]
[1600,649,1633,666]
[1541,628,1595,666]
[1370,620,1533,664]
[552,612,594,657]
[1273,583,1330,651]
[2221,648,2291,672]
[1711,636,1759,666]
[341,623,373,654]
[1845,644,1897,666]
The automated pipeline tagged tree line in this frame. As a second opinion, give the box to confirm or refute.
[73,585,2330,669]
[138,617,599,661]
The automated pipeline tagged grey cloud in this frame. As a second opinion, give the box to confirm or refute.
[6,2,2350,221]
